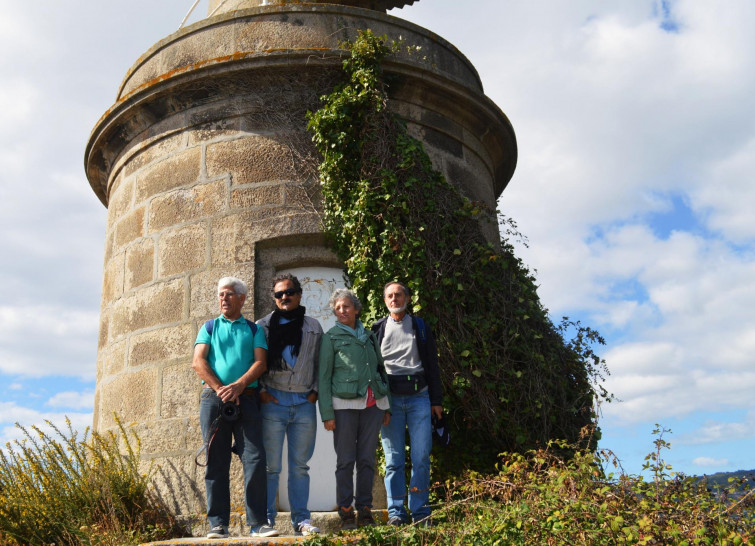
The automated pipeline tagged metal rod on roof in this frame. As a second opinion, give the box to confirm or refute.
[180,0,203,29]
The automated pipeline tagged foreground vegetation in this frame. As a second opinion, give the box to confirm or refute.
[0,419,750,545]
[304,428,754,546]
[0,419,181,545]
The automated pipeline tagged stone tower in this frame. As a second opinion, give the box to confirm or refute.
[85,0,516,531]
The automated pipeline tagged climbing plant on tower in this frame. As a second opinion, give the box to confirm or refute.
[307,30,611,477]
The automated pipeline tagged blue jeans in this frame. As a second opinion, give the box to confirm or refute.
[261,399,317,526]
[199,389,267,529]
[381,389,432,521]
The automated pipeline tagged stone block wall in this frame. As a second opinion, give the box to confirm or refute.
[95,110,325,516]
[85,2,516,529]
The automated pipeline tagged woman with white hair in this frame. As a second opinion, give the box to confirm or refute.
[318,288,391,530]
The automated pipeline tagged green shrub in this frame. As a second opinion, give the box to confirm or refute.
[302,429,754,545]
[0,418,182,545]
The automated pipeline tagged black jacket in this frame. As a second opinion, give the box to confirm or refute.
[372,315,443,406]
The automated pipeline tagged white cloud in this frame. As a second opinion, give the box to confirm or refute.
[679,414,755,446]
[511,214,755,426]
[692,457,729,468]
[604,341,683,375]
[694,138,755,242]
[0,5,38,58]
[47,390,96,410]
[0,79,38,131]
[0,401,93,448]
[0,305,99,378]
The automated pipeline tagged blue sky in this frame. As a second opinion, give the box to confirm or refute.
[1,0,754,478]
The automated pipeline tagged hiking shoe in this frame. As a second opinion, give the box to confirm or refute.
[296,519,321,536]
[388,515,408,526]
[338,505,357,530]
[357,505,376,527]
[207,525,228,539]
[250,524,279,537]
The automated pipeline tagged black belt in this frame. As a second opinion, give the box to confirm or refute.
[388,373,427,395]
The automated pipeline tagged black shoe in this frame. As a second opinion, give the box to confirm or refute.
[338,506,357,530]
[357,506,376,527]
[388,515,408,526]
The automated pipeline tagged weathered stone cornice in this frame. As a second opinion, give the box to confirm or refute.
[85,3,516,207]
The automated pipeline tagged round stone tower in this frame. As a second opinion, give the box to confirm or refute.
[85,0,515,532]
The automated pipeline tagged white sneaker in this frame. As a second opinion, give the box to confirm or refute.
[207,525,228,539]
[250,524,279,537]
[297,519,321,536]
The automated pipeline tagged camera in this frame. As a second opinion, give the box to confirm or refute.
[221,401,241,422]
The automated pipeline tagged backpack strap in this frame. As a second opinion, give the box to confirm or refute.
[244,319,258,335]
[413,316,427,344]
[205,318,257,335]
[204,319,216,335]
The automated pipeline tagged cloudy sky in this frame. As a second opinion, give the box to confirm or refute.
[1,0,753,477]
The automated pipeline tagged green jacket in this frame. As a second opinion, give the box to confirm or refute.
[318,325,391,421]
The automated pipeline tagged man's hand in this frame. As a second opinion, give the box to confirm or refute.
[324,419,336,431]
[260,391,278,404]
[431,405,443,420]
[216,381,245,403]
[383,411,391,426]
[306,391,318,404]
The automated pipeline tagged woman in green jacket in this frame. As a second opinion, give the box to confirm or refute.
[318,288,391,530]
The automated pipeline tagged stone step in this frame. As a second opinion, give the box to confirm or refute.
[142,510,387,545]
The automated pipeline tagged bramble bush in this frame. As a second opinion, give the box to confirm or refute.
[0,418,182,545]
[302,428,754,545]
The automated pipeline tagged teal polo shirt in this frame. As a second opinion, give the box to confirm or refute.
[195,314,268,387]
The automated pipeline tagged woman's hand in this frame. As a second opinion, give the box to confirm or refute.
[324,419,336,431]
[260,391,278,404]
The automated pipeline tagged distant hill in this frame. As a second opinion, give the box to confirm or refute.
[697,469,755,500]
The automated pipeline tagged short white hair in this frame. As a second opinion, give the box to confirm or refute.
[217,276,248,296]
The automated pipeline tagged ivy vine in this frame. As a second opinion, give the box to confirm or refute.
[307,30,611,477]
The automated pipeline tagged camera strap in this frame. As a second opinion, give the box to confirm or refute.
[195,412,224,467]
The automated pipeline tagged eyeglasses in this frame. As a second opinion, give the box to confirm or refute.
[274,288,299,299]
[218,291,238,299]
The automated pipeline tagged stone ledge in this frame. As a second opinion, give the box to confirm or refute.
[143,510,385,545]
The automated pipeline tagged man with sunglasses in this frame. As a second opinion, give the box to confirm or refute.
[256,273,324,536]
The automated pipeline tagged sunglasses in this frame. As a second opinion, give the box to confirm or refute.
[274,288,299,299]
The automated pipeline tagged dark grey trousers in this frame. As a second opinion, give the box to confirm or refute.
[332,405,385,509]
